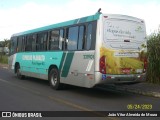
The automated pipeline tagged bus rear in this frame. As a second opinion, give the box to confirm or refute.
[97,14,147,84]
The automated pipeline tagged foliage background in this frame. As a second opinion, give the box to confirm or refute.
[147,31,160,84]
[0,39,9,64]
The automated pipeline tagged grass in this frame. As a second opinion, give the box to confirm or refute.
[0,55,8,64]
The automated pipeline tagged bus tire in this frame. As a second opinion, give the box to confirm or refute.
[15,64,25,80]
[49,68,62,90]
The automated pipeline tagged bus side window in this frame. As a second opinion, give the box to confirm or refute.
[22,36,25,52]
[14,37,18,53]
[49,30,60,50]
[32,34,37,51]
[59,29,64,50]
[67,26,78,50]
[10,37,17,54]
[44,34,47,50]
[78,26,86,50]
[17,36,23,52]
[26,35,33,51]
[37,33,47,51]
[86,24,92,50]
[65,28,69,50]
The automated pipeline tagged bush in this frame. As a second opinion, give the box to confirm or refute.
[147,31,160,84]
[0,54,8,64]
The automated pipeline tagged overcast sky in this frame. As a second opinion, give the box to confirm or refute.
[0,0,160,40]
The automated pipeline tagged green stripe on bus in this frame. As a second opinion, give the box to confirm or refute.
[59,52,66,72]
[61,52,74,77]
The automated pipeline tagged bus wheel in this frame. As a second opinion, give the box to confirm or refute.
[16,64,24,79]
[49,68,62,90]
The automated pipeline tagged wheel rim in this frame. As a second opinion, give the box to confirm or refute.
[51,71,58,86]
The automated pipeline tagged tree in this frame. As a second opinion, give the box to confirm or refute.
[3,39,10,48]
[0,39,10,58]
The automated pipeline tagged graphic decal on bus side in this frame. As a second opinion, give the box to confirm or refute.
[100,47,146,74]
[61,52,74,77]
[59,52,67,73]
[86,60,94,72]
[22,55,45,65]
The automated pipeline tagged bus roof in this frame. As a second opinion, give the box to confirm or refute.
[12,13,101,37]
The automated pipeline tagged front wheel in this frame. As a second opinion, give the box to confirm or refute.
[15,64,25,79]
[49,68,63,90]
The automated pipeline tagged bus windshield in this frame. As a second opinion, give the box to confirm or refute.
[103,18,146,50]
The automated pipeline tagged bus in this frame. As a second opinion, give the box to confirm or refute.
[8,11,147,90]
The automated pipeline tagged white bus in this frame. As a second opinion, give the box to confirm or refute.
[9,11,147,90]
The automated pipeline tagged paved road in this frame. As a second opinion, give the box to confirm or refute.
[0,67,159,120]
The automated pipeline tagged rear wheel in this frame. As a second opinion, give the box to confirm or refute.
[49,68,63,90]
